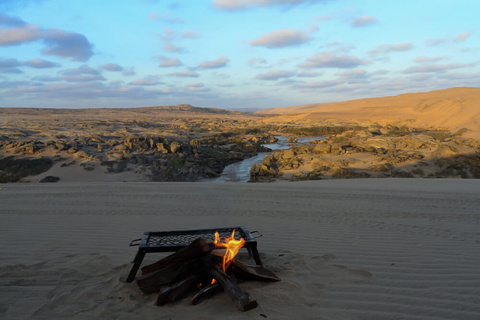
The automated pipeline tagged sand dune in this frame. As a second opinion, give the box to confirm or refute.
[1,179,479,319]
[258,87,480,138]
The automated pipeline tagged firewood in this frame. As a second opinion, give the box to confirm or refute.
[141,238,213,275]
[191,282,223,305]
[230,259,280,282]
[137,241,221,294]
[132,237,275,311]
[156,273,208,306]
[209,265,258,312]
[136,258,202,294]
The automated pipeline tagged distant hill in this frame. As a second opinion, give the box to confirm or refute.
[0,104,245,121]
[257,87,480,138]
[136,104,244,115]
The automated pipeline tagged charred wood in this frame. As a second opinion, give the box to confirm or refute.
[191,282,223,305]
[156,273,209,306]
[209,265,258,312]
[230,259,281,282]
[141,238,213,275]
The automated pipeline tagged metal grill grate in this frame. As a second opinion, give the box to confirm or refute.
[146,228,243,247]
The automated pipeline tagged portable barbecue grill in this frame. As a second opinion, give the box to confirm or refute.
[126,226,262,282]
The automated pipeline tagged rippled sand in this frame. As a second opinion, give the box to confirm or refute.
[1,179,479,319]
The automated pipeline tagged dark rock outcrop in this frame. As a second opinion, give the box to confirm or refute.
[0,156,53,183]
[40,176,60,183]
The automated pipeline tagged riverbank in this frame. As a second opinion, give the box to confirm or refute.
[250,130,480,181]
[207,136,324,182]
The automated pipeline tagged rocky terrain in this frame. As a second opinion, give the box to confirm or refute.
[1,87,480,183]
[250,126,480,181]
[0,105,276,182]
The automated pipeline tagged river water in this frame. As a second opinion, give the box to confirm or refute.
[204,136,324,182]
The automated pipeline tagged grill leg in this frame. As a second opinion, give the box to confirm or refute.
[247,246,262,266]
[126,249,146,283]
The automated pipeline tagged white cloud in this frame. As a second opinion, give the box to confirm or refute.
[186,82,209,92]
[167,69,200,77]
[0,57,60,73]
[32,75,59,82]
[158,56,183,67]
[164,43,184,53]
[101,63,123,72]
[336,69,369,84]
[337,69,367,78]
[369,42,413,55]
[157,29,198,53]
[299,52,368,68]
[198,55,229,69]
[42,28,94,62]
[425,32,473,47]
[212,0,328,11]
[158,28,185,53]
[181,30,199,39]
[297,70,322,77]
[351,15,378,28]
[0,15,95,62]
[255,70,296,80]
[217,83,234,87]
[454,31,473,42]
[130,76,162,86]
[413,56,445,63]
[370,69,389,75]
[0,57,23,73]
[248,57,268,67]
[0,13,26,27]
[122,68,136,76]
[250,29,311,49]
[403,62,476,74]
[60,65,105,82]
[0,24,42,46]
[425,38,448,47]
[25,58,60,68]
[149,11,184,23]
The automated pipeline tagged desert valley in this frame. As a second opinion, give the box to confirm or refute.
[1,87,479,183]
[2,87,480,320]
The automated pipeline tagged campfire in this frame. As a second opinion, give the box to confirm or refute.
[133,229,280,312]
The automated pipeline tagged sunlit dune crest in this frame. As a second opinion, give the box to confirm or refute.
[257,87,480,138]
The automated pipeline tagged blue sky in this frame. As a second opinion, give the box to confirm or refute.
[1,0,479,110]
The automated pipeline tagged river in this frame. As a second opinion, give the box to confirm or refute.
[204,136,324,182]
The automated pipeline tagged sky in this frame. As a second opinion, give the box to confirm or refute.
[1,0,479,110]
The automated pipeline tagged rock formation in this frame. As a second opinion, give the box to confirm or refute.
[249,128,480,181]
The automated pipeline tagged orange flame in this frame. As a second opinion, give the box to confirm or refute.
[214,229,245,271]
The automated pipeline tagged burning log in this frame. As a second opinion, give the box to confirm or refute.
[210,251,280,282]
[137,258,204,294]
[209,265,258,312]
[156,273,208,306]
[190,259,280,306]
[191,282,223,305]
[230,258,281,282]
[134,230,279,312]
[137,238,213,294]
